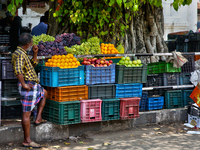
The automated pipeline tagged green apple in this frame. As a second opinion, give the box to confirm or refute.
[136,64,139,67]
[132,64,136,67]
[139,64,143,66]
[137,59,141,64]
[129,61,132,65]
[127,64,131,67]
[121,57,126,61]
[117,63,120,65]
[119,60,124,65]
[133,60,137,65]
[125,60,129,65]
[125,57,130,61]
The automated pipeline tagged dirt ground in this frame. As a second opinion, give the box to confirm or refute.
[0,122,200,150]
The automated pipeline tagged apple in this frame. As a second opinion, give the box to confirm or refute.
[91,62,95,65]
[83,61,87,65]
[119,60,124,65]
[93,58,97,61]
[88,59,92,62]
[117,63,120,65]
[99,64,103,67]
[108,63,112,66]
[129,61,132,65]
[125,60,129,65]
[121,57,126,61]
[136,64,139,67]
[87,61,91,65]
[83,58,87,61]
[109,60,113,64]
[100,60,104,64]
[105,61,109,64]
[91,64,95,67]
[103,64,107,67]
[125,57,130,61]
[133,60,137,65]
[127,64,131,67]
[95,64,99,67]
[96,60,100,64]
[137,59,141,64]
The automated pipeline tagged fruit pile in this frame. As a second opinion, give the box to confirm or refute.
[33,34,55,45]
[55,33,81,47]
[45,54,81,69]
[81,58,113,67]
[105,57,122,59]
[117,57,142,67]
[64,37,101,55]
[101,43,119,54]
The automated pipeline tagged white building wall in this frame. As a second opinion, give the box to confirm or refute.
[162,0,197,40]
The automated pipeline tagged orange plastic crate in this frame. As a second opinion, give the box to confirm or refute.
[47,85,88,102]
[194,55,200,61]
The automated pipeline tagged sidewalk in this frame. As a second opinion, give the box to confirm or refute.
[0,108,187,144]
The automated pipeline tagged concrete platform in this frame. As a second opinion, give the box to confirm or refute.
[0,108,187,144]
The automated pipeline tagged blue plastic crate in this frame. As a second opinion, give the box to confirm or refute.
[180,73,191,85]
[140,92,148,111]
[182,89,194,107]
[85,64,116,85]
[115,83,143,98]
[101,98,120,121]
[146,97,164,110]
[40,66,84,87]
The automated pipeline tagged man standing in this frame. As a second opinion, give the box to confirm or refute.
[31,16,48,36]
[12,33,47,148]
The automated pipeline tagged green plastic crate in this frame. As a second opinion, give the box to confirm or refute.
[147,62,181,74]
[1,100,21,106]
[106,58,121,63]
[42,100,80,125]
[35,63,43,72]
[165,90,183,109]
[182,89,194,107]
[116,64,147,84]
[102,99,120,121]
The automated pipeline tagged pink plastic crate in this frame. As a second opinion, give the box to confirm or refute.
[120,97,141,120]
[80,99,102,123]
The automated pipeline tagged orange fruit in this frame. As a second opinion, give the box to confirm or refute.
[76,61,80,66]
[73,57,77,62]
[53,60,58,63]
[58,55,61,59]
[65,59,69,63]
[48,59,51,62]
[56,63,60,67]
[61,55,65,59]
[57,59,61,63]
[54,55,58,59]
[72,62,76,66]
[68,63,72,66]
[61,59,65,63]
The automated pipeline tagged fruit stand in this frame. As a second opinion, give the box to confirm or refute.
[0,33,198,126]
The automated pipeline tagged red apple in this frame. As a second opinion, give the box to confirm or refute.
[83,61,87,65]
[100,60,104,64]
[83,58,87,61]
[95,64,99,67]
[108,63,112,66]
[88,59,92,62]
[93,58,97,61]
[103,64,107,67]
[91,62,95,65]
[105,61,109,64]
[99,64,103,67]
[91,64,95,67]
[96,60,100,64]
[109,60,113,63]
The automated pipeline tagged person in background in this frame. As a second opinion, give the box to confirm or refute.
[31,16,48,36]
[0,11,14,33]
[9,16,22,51]
[12,33,47,148]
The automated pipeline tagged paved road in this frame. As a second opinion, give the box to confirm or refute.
[0,123,200,150]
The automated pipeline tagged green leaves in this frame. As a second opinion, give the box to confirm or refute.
[109,0,115,6]
[116,0,122,6]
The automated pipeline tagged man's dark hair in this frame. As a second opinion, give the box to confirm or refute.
[19,33,32,46]
[40,16,48,23]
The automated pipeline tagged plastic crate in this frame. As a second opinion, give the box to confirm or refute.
[168,34,178,40]
[163,73,180,86]
[0,59,16,80]
[166,40,176,52]
[47,85,88,102]
[115,83,143,98]
[194,55,200,61]
[147,61,181,74]
[85,64,115,85]
[182,89,194,107]
[144,74,162,87]
[40,66,84,87]
[139,92,148,111]
[1,105,22,119]
[176,42,188,52]
[101,98,120,121]
[80,99,102,123]
[181,55,195,73]
[147,89,163,97]
[115,64,147,84]
[188,33,200,41]
[146,97,164,110]
[2,80,20,98]
[180,73,191,85]
[1,99,21,106]
[176,35,187,42]
[42,100,80,125]
[165,90,183,109]
[88,84,115,99]
[188,41,200,52]
[119,97,140,120]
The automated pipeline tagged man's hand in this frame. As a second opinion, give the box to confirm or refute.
[22,83,34,92]
[33,45,38,54]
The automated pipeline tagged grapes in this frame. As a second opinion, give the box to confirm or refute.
[55,33,81,47]
[64,37,101,55]
[33,34,55,45]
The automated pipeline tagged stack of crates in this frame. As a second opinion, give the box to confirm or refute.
[41,65,85,125]
[86,64,116,122]
[145,61,182,110]
[188,33,200,52]
[0,57,22,119]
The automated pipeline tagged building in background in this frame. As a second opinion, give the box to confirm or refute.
[162,0,197,40]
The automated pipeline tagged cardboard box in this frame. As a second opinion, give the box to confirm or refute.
[188,114,200,128]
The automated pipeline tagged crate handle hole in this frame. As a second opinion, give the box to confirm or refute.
[109,115,114,117]
[69,119,74,121]
[129,114,134,116]
[90,117,95,119]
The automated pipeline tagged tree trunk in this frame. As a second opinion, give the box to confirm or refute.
[47,2,168,63]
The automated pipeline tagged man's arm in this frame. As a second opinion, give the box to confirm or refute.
[17,74,33,91]
[30,45,38,67]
